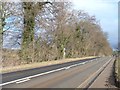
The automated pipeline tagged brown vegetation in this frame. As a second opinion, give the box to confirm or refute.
[1,2,112,68]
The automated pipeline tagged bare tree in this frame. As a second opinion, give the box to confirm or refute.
[1,1,112,67]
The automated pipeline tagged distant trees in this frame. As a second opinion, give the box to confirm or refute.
[1,1,112,66]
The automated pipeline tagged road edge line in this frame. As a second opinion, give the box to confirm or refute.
[77,58,112,88]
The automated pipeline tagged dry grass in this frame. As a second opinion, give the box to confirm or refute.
[1,56,97,74]
[115,57,120,80]
[2,49,21,67]
[117,58,120,80]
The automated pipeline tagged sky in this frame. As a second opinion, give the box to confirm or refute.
[3,0,119,49]
[72,0,119,49]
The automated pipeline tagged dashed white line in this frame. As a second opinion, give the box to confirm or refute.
[16,78,30,84]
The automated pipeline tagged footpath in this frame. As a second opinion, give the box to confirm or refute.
[90,58,117,89]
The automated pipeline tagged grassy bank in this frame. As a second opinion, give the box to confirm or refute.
[114,57,120,87]
[115,57,120,80]
[1,56,97,74]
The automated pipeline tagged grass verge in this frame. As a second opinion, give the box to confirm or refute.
[114,57,120,87]
[115,57,120,79]
[117,58,120,80]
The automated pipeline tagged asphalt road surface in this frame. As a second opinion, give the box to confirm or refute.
[0,56,113,88]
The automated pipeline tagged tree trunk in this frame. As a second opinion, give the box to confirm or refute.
[21,2,51,63]
[21,2,35,63]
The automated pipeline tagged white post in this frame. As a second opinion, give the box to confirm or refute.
[63,48,66,59]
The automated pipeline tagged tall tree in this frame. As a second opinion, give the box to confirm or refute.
[21,2,52,63]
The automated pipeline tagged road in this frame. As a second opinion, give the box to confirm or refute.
[0,56,114,88]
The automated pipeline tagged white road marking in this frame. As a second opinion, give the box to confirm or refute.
[65,67,71,70]
[65,61,89,70]
[0,59,98,86]
[27,67,65,79]
[0,67,65,86]
[16,78,30,84]
[77,58,112,88]
[0,77,30,86]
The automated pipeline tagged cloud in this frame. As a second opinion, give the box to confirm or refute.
[72,0,118,15]
[72,0,118,49]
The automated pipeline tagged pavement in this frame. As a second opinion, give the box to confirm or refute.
[90,57,117,88]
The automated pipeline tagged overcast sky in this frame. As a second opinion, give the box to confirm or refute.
[72,0,119,49]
